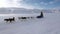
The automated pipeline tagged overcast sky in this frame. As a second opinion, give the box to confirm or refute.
[0,0,60,9]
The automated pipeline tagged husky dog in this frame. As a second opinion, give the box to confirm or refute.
[4,17,15,23]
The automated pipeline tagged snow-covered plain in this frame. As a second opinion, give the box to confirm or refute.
[0,13,60,34]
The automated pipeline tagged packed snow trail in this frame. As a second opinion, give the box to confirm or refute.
[0,13,60,34]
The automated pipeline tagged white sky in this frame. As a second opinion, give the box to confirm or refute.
[0,0,34,9]
[0,0,22,7]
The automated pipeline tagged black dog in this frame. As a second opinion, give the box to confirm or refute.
[4,17,15,23]
[18,17,27,19]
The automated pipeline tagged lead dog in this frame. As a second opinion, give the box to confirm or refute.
[4,17,15,23]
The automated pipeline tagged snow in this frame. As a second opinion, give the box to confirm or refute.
[0,13,60,34]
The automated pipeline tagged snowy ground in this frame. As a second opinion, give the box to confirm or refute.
[0,13,60,34]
